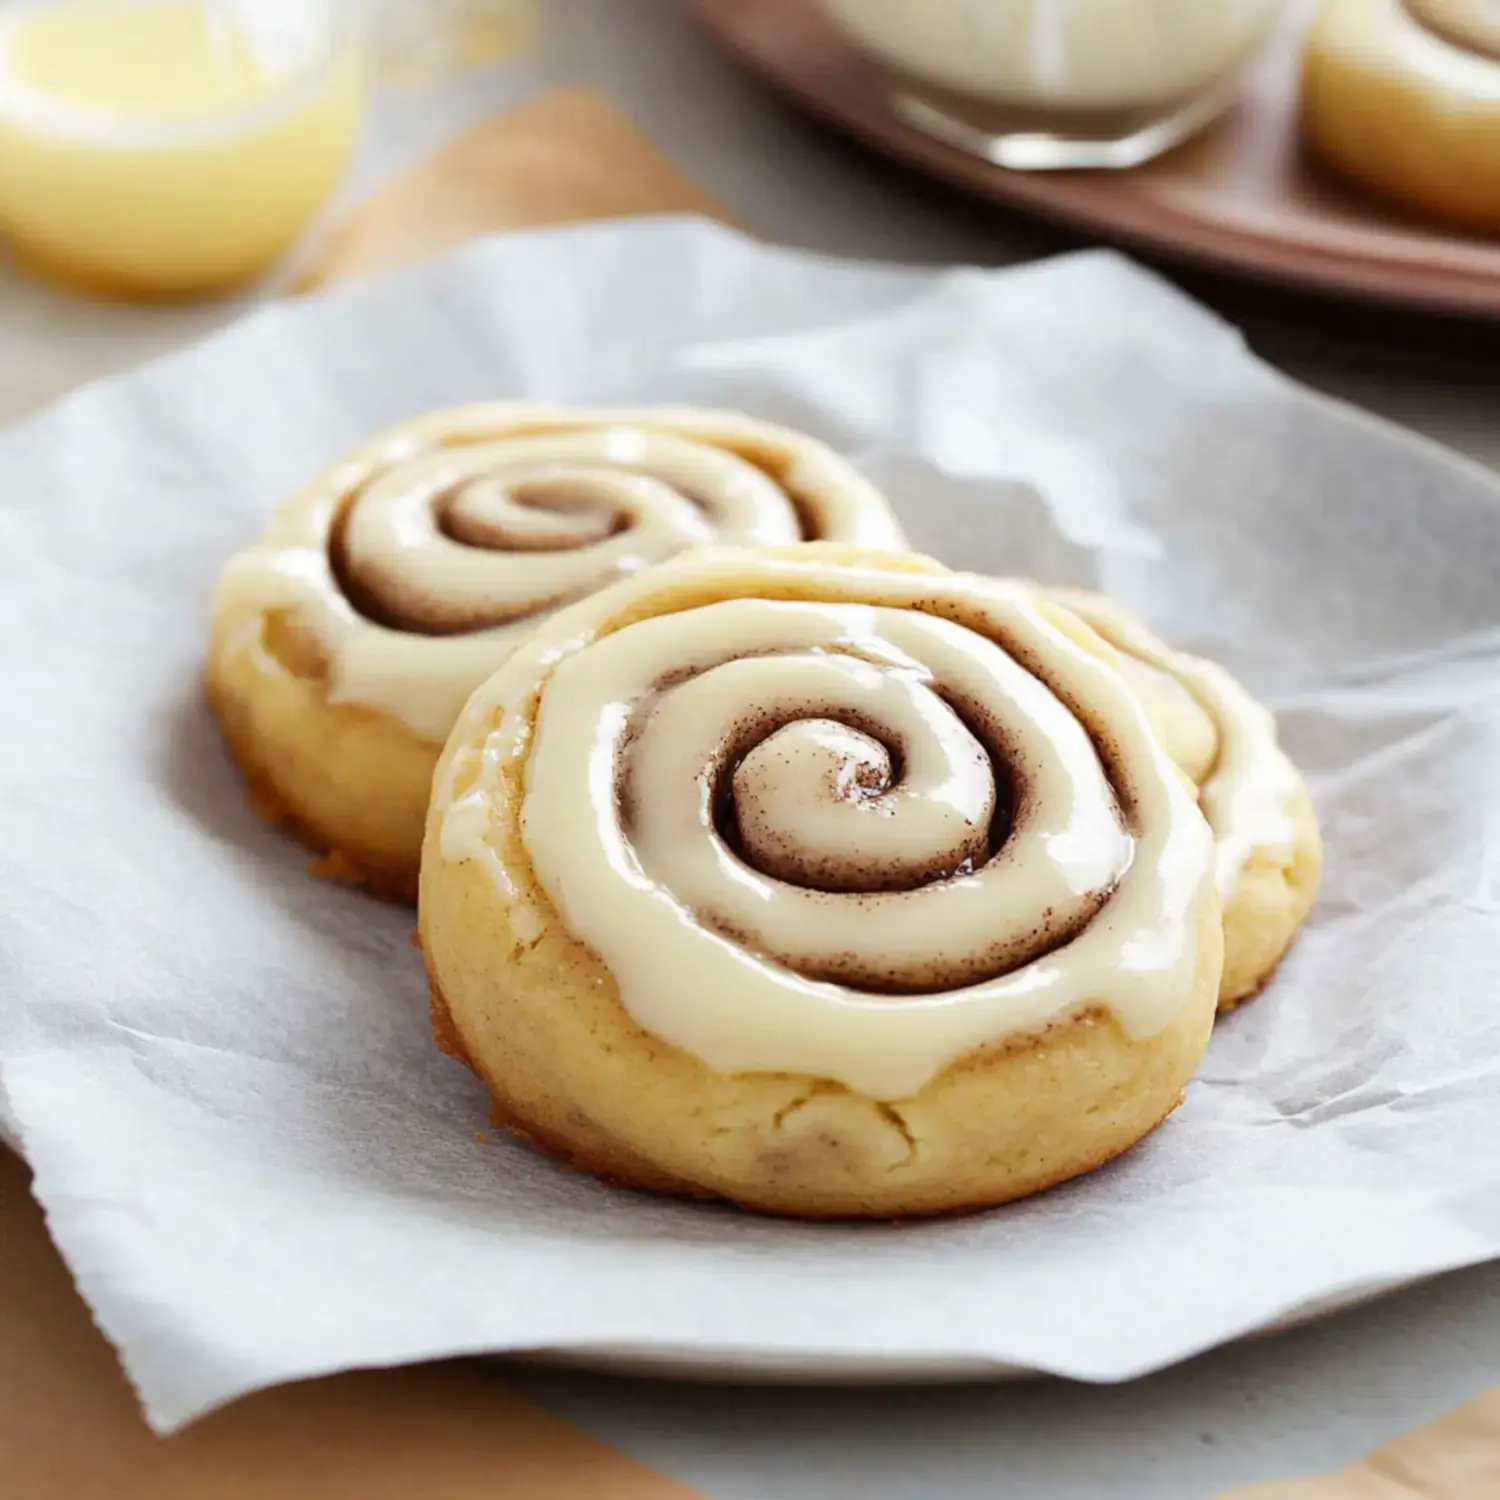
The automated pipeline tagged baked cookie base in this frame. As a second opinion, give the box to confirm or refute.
[208,679,422,903]
[425,960,1197,1222]
[1218,788,1324,1012]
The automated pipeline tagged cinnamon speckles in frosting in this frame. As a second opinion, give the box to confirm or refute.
[213,405,907,742]
[435,551,1218,1099]
[726,700,996,894]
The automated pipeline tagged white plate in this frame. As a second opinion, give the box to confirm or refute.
[516,1282,1412,1383]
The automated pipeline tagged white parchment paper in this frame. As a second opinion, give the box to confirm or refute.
[3,219,1499,1434]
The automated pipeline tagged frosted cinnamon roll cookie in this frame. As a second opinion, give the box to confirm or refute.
[420,547,1224,1220]
[1302,0,1500,233]
[1042,589,1321,1011]
[205,405,905,899]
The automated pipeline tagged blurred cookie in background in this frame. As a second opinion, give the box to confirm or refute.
[1302,0,1500,233]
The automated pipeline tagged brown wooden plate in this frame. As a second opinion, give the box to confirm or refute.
[684,0,1500,318]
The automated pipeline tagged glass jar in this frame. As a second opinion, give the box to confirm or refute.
[819,0,1287,169]
[0,0,366,298]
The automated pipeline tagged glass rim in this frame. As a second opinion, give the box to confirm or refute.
[0,0,361,149]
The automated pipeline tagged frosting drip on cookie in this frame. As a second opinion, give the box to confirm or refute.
[439,553,1217,1098]
[214,405,906,741]
[1042,588,1303,899]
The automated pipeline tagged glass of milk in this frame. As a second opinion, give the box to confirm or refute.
[819,0,1287,169]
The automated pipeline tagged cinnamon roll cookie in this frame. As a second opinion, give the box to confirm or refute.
[1302,0,1500,234]
[205,406,905,899]
[1043,589,1321,1010]
[419,547,1224,1219]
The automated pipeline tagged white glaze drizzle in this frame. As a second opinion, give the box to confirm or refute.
[1042,588,1303,897]
[213,404,906,742]
[434,551,1216,1100]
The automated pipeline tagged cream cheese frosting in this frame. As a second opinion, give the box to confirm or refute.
[435,550,1218,1100]
[214,404,907,741]
[1042,588,1303,900]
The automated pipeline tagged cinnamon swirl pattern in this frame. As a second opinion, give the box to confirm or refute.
[421,547,1225,1219]
[205,405,906,898]
[1042,589,1322,1009]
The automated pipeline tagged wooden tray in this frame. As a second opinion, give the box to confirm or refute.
[685,0,1500,318]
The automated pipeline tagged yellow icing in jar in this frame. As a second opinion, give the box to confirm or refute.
[0,0,366,298]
